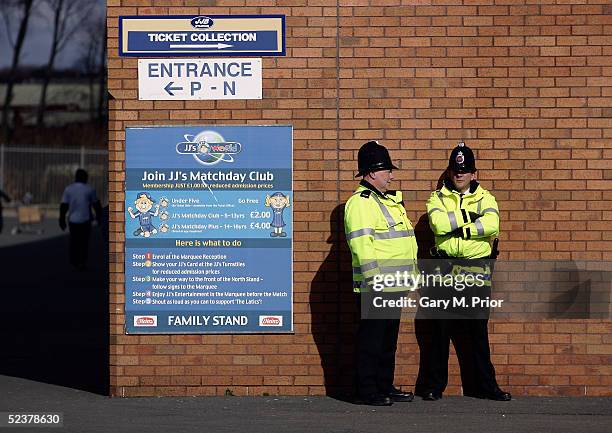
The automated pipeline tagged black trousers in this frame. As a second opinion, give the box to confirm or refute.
[356,292,403,397]
[415,318,499,396]
[68,221,91,267]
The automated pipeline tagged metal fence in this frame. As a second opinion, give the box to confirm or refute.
[0,145,108,207]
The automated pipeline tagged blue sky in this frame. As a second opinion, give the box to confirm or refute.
[0,0,105,69]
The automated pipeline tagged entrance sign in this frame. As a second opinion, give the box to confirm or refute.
[138,59,262,100]
[119,15,285,57]
[124,125,293,333]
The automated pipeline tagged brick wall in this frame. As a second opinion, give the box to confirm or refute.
[108,0,612,397]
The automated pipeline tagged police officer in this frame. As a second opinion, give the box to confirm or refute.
[344,141,418,406]
[415,142,511,401]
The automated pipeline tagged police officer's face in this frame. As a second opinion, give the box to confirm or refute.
[369,169,394,193]
[450,169,476,192]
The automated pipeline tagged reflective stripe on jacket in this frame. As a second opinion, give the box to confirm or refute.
[427,180,499,259]
[345,181,418,292]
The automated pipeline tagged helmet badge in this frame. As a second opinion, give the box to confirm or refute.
[456,151,465,164]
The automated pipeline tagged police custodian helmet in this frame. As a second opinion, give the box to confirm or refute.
[448,141,476,173]
[355,140,399,177]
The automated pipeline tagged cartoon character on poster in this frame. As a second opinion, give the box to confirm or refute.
[265,192,290,237]
[127,192,160,237]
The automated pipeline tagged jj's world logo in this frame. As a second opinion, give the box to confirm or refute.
[176,130,242,166]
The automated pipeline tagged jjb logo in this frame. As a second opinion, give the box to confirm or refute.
[191,16,214,29]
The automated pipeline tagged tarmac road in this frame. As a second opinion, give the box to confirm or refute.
[1,375,611,433]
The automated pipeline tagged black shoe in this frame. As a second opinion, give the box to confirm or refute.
[357,393,393,406]
[483,389,512,401]
[422,392,442,401]
[387,387,414,402]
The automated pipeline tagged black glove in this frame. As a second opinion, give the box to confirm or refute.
[449,227,465,239]
[59,218,66,231]
[468,211,480,222]
[429,247,449,259]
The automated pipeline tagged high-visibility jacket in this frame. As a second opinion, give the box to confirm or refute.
[427,180,499,259]
[345,181,418,292]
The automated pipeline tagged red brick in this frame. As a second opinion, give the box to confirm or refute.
[108,1,612,398]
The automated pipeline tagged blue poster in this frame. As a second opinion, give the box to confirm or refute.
[124,125,293,333]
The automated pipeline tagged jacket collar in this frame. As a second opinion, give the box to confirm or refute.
[359,180,403,204]
[360,179,387,198]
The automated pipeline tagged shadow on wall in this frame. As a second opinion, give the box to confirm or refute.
[310,204,357,400]
[414,169,445,259]
[0,207,109,395]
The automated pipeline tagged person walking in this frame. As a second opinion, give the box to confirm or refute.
[0,188,11,234]
[344,140,418,406]
[59,169,102,270]
[415,141,511,402]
